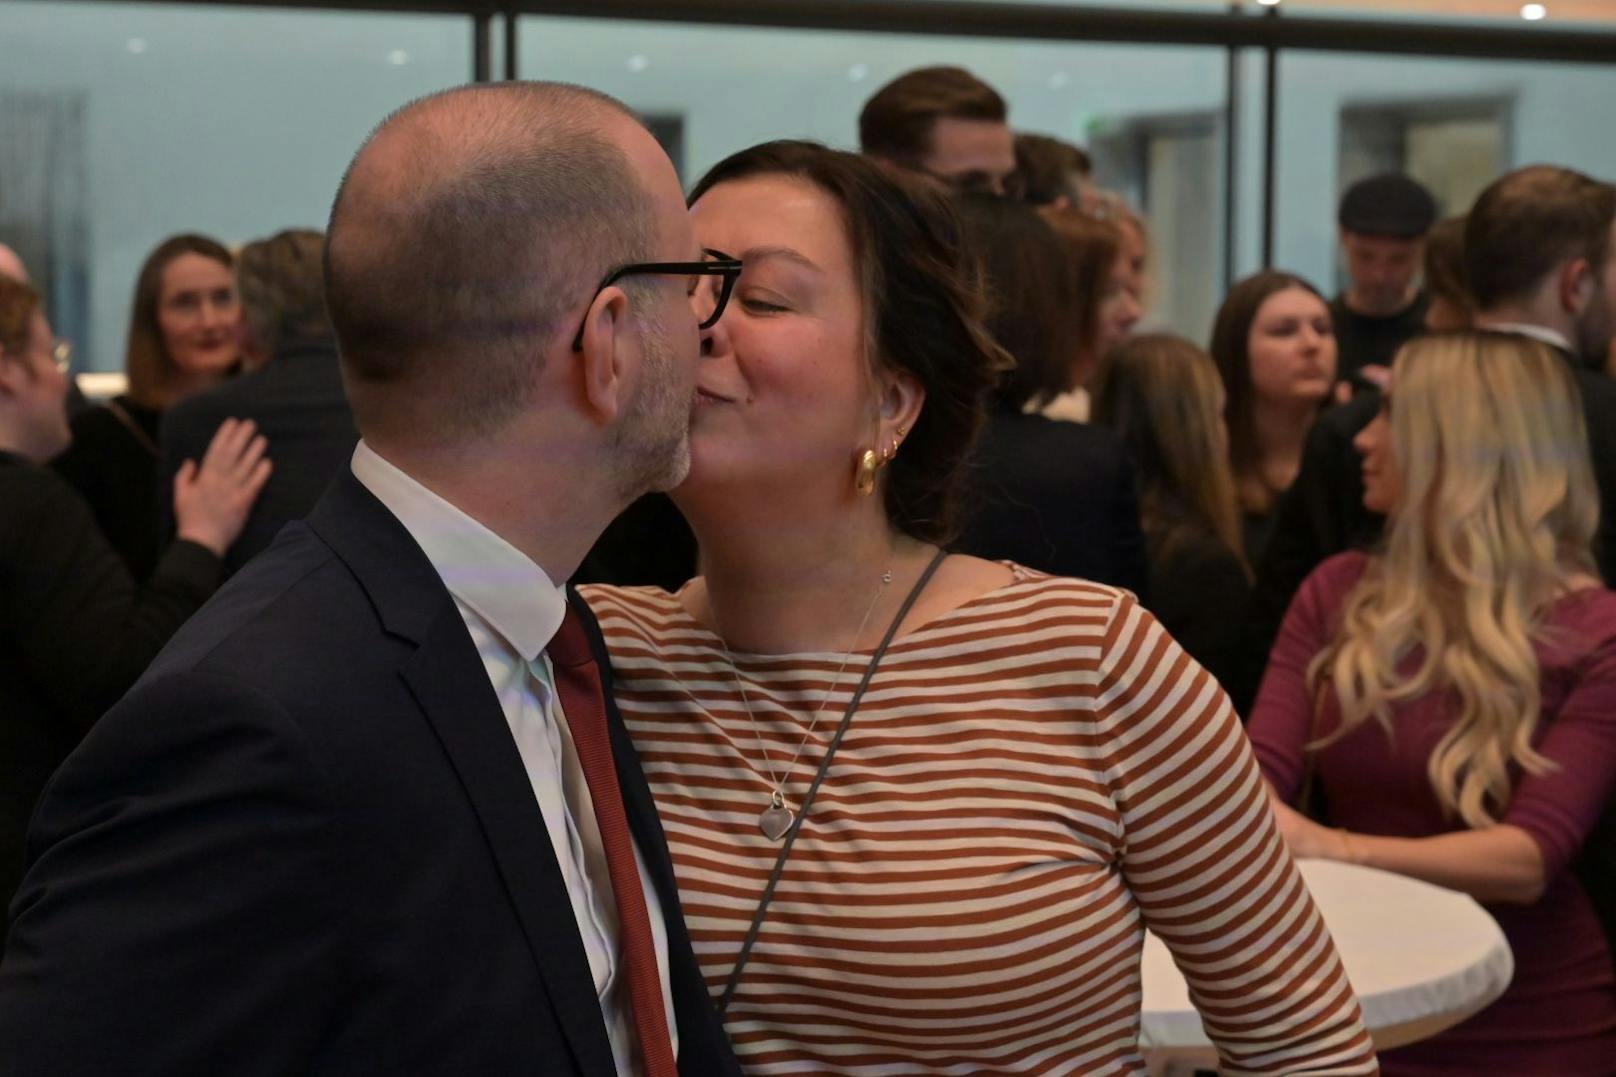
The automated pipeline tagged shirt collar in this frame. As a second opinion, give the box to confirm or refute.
[1473,320,1573,353]
[350,440,565,664]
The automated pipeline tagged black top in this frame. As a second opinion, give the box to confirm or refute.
[956,410,1150,599]
[1146,525,1251,698]
[0,471,742,1077]
[0,452,219,951]
[51,395,165,581]
[160,341,359,576]
[1242,506,1279,569]
[1236,352,1616,716]
[1328,291,1429,382]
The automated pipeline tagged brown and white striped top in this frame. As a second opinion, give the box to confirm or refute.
[582,571,1377,1075]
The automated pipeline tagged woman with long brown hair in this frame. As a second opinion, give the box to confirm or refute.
[1249,330,1616,1074]
[1211,269,1337,563]
[1092,333,1249,692]
[53,234,243,578]
[582,140,1375,1074]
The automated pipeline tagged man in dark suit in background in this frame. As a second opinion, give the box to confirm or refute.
[160,228,358,575]
[1239,164,1616,713]
[0,82,741,1076]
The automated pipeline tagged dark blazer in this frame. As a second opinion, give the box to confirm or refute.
[956,410,1151,598]
[160,340,359,575]
[0,470,740,1077]
[1236,351,1616,715]
[0,454,220,952]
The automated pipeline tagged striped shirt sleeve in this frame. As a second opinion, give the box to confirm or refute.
[1097,592,1379,1075]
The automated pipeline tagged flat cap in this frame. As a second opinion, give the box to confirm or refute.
[1338,173,1439,238]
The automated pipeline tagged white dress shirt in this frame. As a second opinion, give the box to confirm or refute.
[351,441,676,1076]
[1473,319,1574,354]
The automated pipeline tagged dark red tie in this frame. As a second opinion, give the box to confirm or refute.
[548,603,679,1077]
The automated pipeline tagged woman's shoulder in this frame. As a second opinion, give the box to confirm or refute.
[1301,550,1374,601]
[577,582,687,629]
[65,401,118,440]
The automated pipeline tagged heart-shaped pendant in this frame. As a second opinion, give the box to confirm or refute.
[759,798,795,841]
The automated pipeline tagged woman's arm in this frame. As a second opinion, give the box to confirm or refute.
[1269,795,1546,904]
[1101,594,1379,1076]
[1271,612,1616,907]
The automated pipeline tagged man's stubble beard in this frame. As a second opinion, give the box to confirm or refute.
[612,308,693,500]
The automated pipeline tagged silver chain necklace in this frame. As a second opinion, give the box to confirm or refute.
[713,569,893,840]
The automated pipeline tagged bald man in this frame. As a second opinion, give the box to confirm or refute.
[0,83,742,1077]
[0,244,26,283]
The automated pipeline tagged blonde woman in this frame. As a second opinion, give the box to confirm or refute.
[1248,330,1616,1074]
[1091,334,1249,693]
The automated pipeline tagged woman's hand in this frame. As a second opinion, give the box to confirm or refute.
[173,418,272,557]
[1267,787,1355,862]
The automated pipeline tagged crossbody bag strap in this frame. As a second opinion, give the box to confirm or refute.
[715,547,949,1016]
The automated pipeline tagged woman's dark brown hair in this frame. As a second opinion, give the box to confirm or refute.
[1424,216,1474,326]
[952,193,1079,411]
[124,234,234,407]
[1091,334,1246,571]
[1012,133,1091,208]
[1040,206,1124,394]
[688,140,1011,544]
[1209,269,1327,513]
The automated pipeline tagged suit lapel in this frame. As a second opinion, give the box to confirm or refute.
[311,473,618,1076]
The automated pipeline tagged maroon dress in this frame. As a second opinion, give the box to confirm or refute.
[1248,552,1616,1076]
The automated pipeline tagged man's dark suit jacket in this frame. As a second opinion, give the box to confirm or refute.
[0,470,741,1077]
[1236,347,1616,714]
[956,410,1151,599]
[160,339,359,575]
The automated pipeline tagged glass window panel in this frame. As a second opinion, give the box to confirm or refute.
[1273,51,1616,296]
[0,2,472,370]
[1278,0,1615,30]
[518,15,1230,340]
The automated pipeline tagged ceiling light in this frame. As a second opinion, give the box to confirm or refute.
[1521,3,1548,19]
[387,49,410,65]
[1047,72,1069,90]
[1257,0,1282,7]
[626,54,649,73]
[847,63,869,83]
[125,37,148,54]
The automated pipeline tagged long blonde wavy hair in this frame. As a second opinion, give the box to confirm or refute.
[1308,331,1599,827]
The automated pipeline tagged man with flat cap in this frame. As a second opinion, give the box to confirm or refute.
[1330,172,1440,391]
[0,82,742,1076]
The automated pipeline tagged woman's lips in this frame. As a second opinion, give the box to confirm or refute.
[695,388,735,406]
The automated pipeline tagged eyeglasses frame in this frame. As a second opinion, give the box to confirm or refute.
[570,248,743,352]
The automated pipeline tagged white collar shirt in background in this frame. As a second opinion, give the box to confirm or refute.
[1473,320,1575,354]
[351,440,676,1076]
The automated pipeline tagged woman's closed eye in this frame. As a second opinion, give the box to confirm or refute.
[740,292,790,314]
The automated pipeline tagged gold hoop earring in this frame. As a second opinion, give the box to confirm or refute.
[855,449,880,496]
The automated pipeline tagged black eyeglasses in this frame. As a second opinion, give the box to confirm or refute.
[570,248,743,352]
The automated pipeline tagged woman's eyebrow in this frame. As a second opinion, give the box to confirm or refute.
[740,246,821,273]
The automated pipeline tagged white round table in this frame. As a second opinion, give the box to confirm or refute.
[1140,858,1513,1075]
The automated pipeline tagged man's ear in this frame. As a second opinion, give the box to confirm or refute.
[575,285,632,424]
[1561,257,1596,316]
